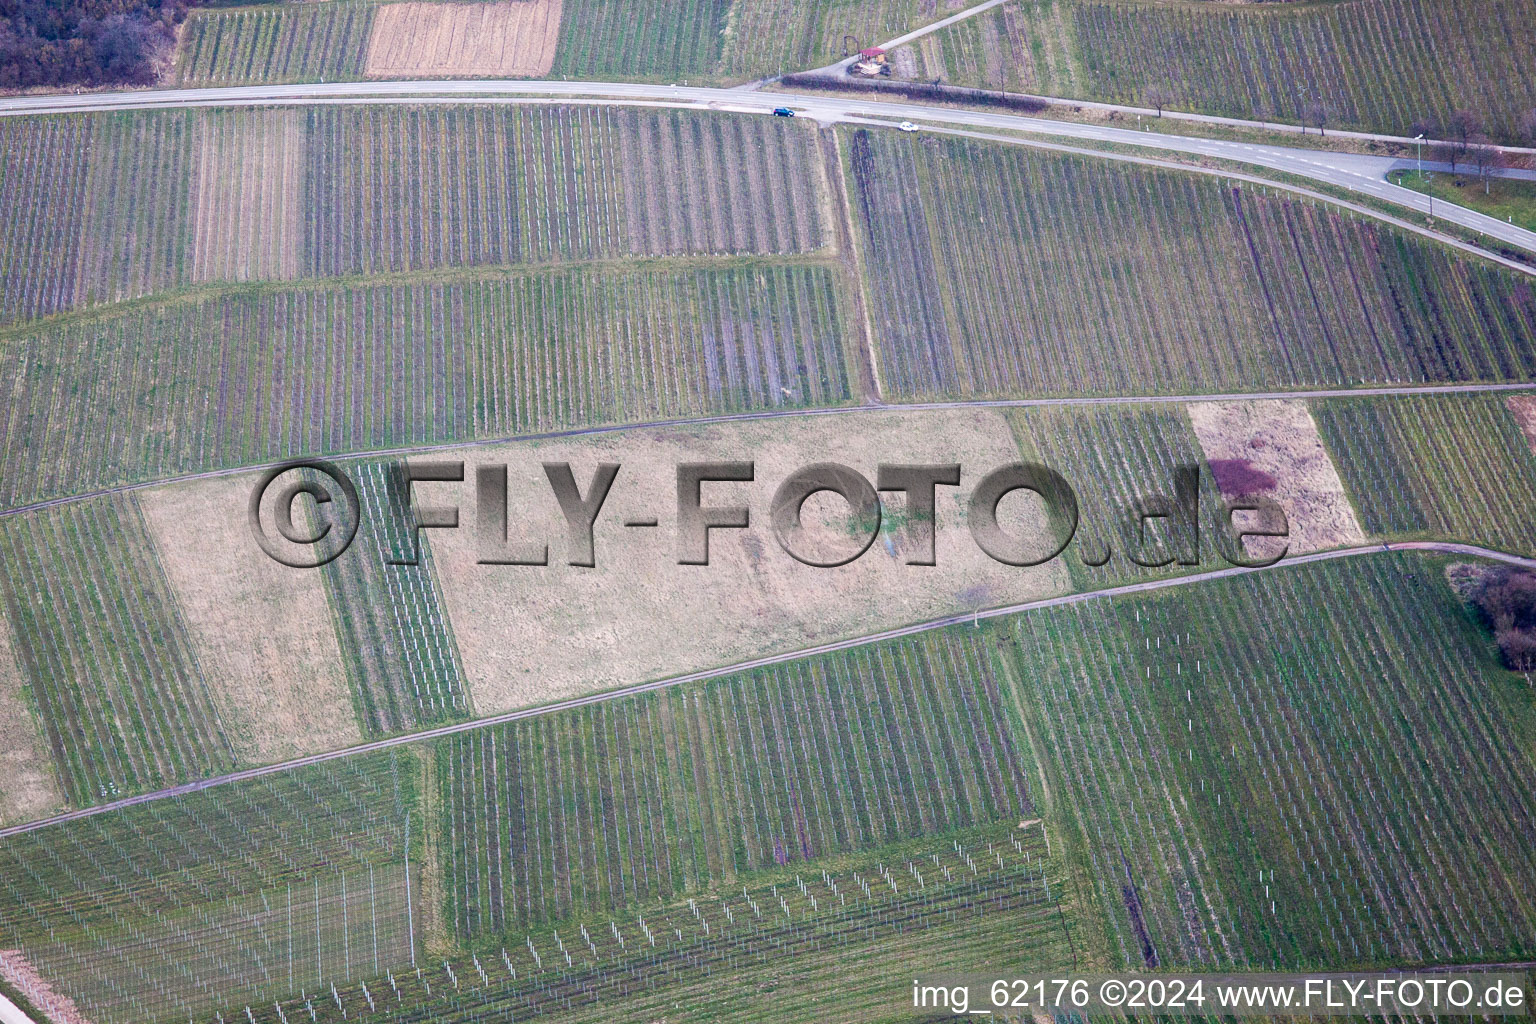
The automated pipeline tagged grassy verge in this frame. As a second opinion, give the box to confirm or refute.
[1389,169,1536,232]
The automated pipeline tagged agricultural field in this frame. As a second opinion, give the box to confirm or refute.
[0,106,830,322]
[1004,404,1225,590]
[0,751,418,1024]
[719,0,994,80]
[320,462,470,736]
[900,0,1536,142]
[199,823,1075,1024]
[304,106,826,272]
[171,0,1000,86]
[0,264,851,510]
[190,109,305,283]
[0,117,92,325]
[0,495,231,806]
[363,1,564,79]
[438,629,1034,937]
[0,614,61,828]
[0,112,191,325]
[844,128,1536,399]
[1002,552,1536,969]
[1187,399,1366,559]
[171,2,374,87]
[422,408,1067,715]
[138,473,364,768]
[1313,392,1536,558]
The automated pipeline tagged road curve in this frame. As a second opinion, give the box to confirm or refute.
[2,80,1533,256]
[2,539,1531,840]
[2,382,1533,520]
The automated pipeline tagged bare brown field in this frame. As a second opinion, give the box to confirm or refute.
[190,110,304,283]
[427,408,1070,714]
[139,475,361,764]
[364,0,563,78]
[0,618,62,827]
[1509,396,1536,457]
[1188,399,1365,559]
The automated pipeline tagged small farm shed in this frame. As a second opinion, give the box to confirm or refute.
[852,47,889,77]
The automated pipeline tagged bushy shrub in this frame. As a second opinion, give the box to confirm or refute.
[1468,566,1536,671]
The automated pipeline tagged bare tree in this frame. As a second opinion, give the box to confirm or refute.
[1144,85,1172,117]
[1432,139,1460,173]
[1410,115,1440,141]
[1471,136,1508,195]
[1305,100,1329,136]
[1448,109,1482,167]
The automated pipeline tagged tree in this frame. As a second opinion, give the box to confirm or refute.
[1469,133,1504,195]
[1469,567,1536,671]
[1432,140,1460,173]
[1409,115,1440,142]
[1143,85,1172,117]
[1305,100,1329,136]
[1521,109,1536,147]
[1447,109,1482,167]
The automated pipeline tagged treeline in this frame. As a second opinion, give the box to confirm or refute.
[0,0,196,89]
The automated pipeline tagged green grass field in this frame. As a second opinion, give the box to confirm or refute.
[901,0,1536,142]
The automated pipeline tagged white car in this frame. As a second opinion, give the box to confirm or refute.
[898,121,920,133]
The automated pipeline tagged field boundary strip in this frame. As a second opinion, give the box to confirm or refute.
[2,539,1532,840]
[1,384,1531,521]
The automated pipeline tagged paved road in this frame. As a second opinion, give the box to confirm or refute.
[4,80,1534,256]
[4,381,1534,520]
[1,538,1532,840]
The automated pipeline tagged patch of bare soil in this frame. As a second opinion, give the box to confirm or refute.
[0,617,63,827]
[428,408,1070,714]
[0,949,92,1024]
[139,474,360,765]
[364,0,563,78]
[190,109,304,283]
[1508,396,1536,456]
[1187,399,1365,560]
